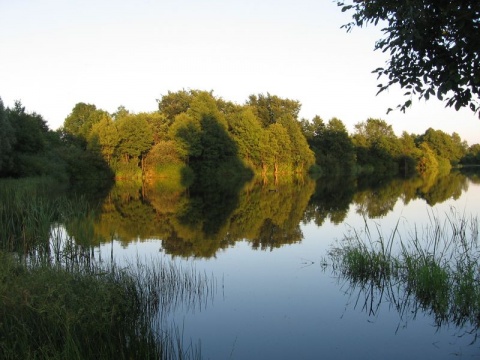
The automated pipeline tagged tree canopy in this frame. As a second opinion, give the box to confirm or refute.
[337,1,480,116]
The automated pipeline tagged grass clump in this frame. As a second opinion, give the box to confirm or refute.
[0,252,157,359]
[0,178,212,359]
[0,252,209,360]
[329,209,480,333]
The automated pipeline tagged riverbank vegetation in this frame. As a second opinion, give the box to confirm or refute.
[0,178,213,359]
[3,92,479,186]
[328,210,480,337]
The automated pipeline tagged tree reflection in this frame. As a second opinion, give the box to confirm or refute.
[303,176,356,226]
[64,171,476,257]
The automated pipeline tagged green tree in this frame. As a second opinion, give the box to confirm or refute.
[278,116,315,172]
[352,118,401,174]
[301,115,326,164]
[63,103,109,143]
[116,114,153,171]
[169,113,203,162]
[157,89,198,122]
[337,1,480,115]
[247,93,301,128]
[461,144,480,165]
[227,107,263,169]
[88,114,119,164]
[247,93,314,172]
[141,112,171,144]
[258,130,274,176]
[416,142,439,174]
[313,117,355,174]
[267,123,293,174]
[418,128,466,165]
[0,98,14,174]
[4,101,52,177]
[398,131,421,175]
[8,101,49,154]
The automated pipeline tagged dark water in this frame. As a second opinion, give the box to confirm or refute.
[84,171,480,359]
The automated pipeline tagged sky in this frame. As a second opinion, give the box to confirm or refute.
[1,0,479,145]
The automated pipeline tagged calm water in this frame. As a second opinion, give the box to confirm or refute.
[88,171,480,359]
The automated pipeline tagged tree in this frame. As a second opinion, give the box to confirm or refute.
[461,144,480,165]
[116,114,153,170]
[266,123,293,174]
[247,93,314,171]
[139,112,171,144]
[7,101,49,155]
[169,113,203,162]
[418,128,465,164]
[416,142,439,173]
[398,131,421,175]
[88,114,119,164]
[337,1,480,116]
[352,118,401,173]
[247,93,301,128]
[157,89,199,122]
[63,103,109,143]
[227,107,263,168]
[0,98,14,173]
[301,115,326,164]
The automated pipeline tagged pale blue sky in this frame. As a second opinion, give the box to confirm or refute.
[1,0,478,144]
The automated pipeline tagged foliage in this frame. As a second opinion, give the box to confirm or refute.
[247,93,301,127]
[337,1,480,116]
[303,116,356,174]
[461,144,480,165]
[116,113,153,164]
[3,92,479,184]
[0,98,14,174]
[63,102,109,143]
[88,115,119,164]
[418,128,467,165]
[352,118,402,174]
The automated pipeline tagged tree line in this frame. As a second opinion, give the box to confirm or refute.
[301,116,480,177]
[0,98,112,184]
[1,91,479,184]
[61,90,315,181]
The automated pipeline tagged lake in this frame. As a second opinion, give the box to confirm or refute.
[85,171,480,359]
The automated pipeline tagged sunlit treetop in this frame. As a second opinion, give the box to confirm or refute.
[337,0,480,117]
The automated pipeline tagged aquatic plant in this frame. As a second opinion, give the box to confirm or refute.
[0,252,211,360]
[0,178,214,359]
[328,209,480,336]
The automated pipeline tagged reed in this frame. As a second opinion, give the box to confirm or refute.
[0,252,210,360]
[328,209,480,332]
[0,178,213,359]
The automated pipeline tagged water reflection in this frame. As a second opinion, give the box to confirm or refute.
[66,170,478,258]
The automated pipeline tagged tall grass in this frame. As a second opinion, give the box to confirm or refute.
[328,209,480,334]
[0,253,212,359]
[0,178,215,359]
[0,177,76,253]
